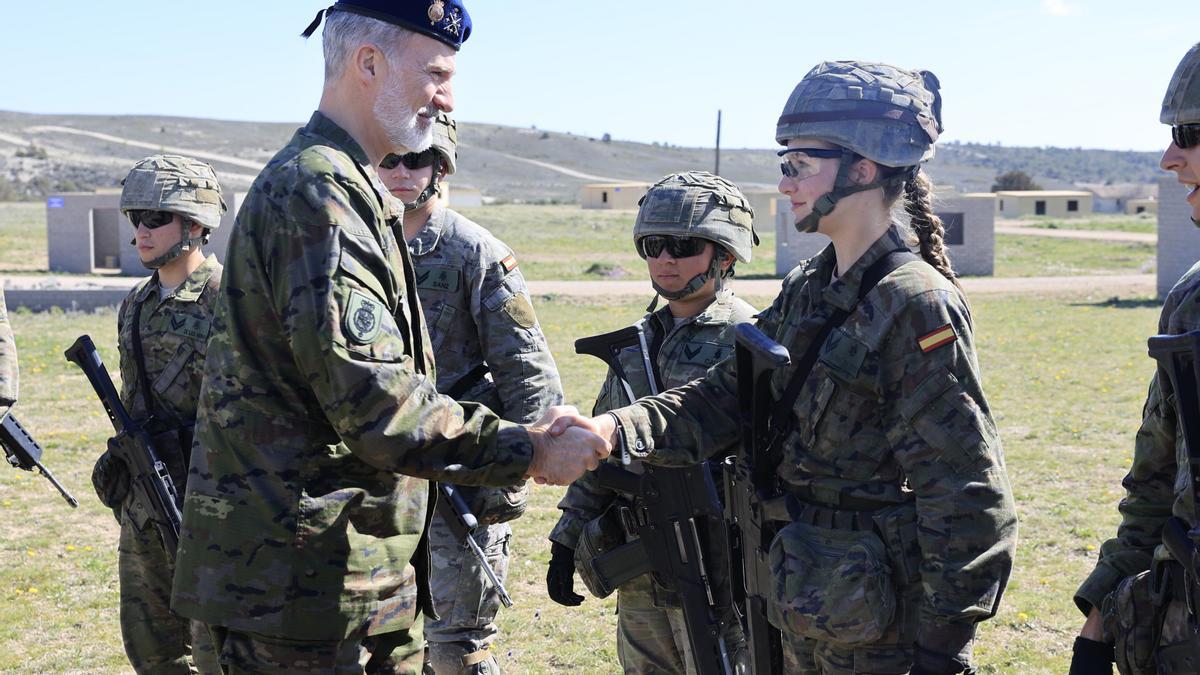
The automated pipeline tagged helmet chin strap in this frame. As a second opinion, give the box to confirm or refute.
[403,156,443,212]
[136,221,205,270]
[646,249,730,312]
[793,153,910,234]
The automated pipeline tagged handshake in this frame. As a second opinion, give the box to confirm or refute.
[523,406,620,486]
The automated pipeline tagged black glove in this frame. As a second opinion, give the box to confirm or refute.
[91,443,131,510]
[1068,636,1114,675]
[910,645,972,675]
[546,542,584,607]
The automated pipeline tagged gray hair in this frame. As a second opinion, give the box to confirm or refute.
[322,11,413,81]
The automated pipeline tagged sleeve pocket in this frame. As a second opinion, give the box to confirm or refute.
[901,367,988,472]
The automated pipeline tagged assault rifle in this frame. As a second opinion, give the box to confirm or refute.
[436,482,514,608]
[726,322,789,674]
[1,410,78,507]
[65,335,182,561]
[574,324,734,675]
[1149,330,1200,664]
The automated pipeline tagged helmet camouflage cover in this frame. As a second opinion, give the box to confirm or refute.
[431,113,458,176]
[633,171,757,263]
[775,60,943,167]
[120,154,226,230]
[1163,43,1200,125]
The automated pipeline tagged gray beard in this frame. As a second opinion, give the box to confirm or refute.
[375,74,433,153]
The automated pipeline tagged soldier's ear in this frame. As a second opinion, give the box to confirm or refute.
[848,157,879,186]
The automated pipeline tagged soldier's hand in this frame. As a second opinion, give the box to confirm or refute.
[546,541,584,606]
[548,411,617,446]
[524,409,610,486]
[91,444,131,510]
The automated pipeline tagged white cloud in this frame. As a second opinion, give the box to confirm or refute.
[1041,0,1082,16]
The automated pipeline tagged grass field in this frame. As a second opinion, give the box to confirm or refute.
[0,202,1159,281]
[1021,214,1157,234]
[0,285,1164,673]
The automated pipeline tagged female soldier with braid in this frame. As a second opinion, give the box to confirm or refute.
[552,61,1017,674]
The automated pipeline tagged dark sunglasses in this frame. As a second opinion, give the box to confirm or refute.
[128,210,177,229]
[1174,124,1200,150]
[637,235,709,260]
[380,149,438,171]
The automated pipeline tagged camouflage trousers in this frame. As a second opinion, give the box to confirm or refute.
[201,620,425,674]
[425,509,511,674]
[1105,565,1199,674]
[118,511,216,674]
[615,575,746,675]
[780,582,921,675]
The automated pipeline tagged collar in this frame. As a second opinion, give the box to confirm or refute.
[652,288,739,331]
[136,254,219,305]
[406,207,448,257]
[304,111,372,167]
[820,225,910,312]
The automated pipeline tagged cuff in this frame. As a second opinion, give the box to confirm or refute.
[493,422,535,485]
[1075,563,1126,617]
[549,514,585,550]
[916,622,976,662]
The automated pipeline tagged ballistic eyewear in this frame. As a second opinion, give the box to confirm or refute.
[128,210,177,229]
[637,235,709,260]
[380,149,438,171]
[777,147,843,180]
[1173,123,1200,150]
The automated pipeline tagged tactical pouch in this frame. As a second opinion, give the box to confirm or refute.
[473,482,528,526]
[871,501,921,585]
[767,521,896,645]
[1103,569,1162,675]
[574,507,628,599]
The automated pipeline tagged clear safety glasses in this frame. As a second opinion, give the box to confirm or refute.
[778,147,843,180]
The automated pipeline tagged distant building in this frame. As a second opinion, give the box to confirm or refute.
[444,183,483,209]
[1077,183,1157,214]
[579,182,650,210]
[774,192,996,277]
[995,190,1093,219]
[46,191,239,276]
[1125,197,1157,215]
[742,187,780,242]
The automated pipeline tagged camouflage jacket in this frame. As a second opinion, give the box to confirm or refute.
[407,206,562,422]
[171,112,534,641]
[116,254,222,524]
[549,288,756,550]
[1075,262,1200,615]
[407,206,563,516]
[609,226,1017,654]
[0,289,17,412]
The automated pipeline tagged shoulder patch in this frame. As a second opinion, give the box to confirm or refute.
[917,323,957,353]
[345,290,385,344]
[500,254,518,273]
[503,293,536,328]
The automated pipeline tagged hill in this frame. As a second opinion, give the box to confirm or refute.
[0,110,1168,203]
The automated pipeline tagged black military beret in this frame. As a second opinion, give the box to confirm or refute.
[302,0,472,51]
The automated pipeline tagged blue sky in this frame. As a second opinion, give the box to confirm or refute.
[0,1,1191,152]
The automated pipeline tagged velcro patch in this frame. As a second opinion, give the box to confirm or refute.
[416,267,461,293]
[345,290,384,344]
[168,313,211,342]
[678,340,728,368]
[501,254,518,273]
[503,293,536,328]
[917,323,957,353]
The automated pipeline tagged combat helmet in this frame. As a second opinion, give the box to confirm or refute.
[776,60,943,233]
[120,154,226,269]
[383,112,457,212]
[633,171,758,306]
[1162,43,1200,126]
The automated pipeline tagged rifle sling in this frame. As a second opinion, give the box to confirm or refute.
[770,249,919,429]
[130,290,158,422]
[445,363,490,400]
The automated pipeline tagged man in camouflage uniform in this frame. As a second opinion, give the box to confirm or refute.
[549,62,1016,674]
[378,112,564,673]
[547,172,756,674]
[1073,42,1200,675]
[170,4,606,673]
[89,154,226,674]
[0,289,16,422]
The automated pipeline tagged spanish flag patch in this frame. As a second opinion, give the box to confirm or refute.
[501,254,518,273]
[917,323,957,353]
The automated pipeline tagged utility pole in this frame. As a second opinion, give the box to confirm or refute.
[714,109,722,176]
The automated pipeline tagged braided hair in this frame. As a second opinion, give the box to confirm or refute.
[899,168,961,291]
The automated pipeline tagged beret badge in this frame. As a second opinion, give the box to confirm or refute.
[428,0,445,23]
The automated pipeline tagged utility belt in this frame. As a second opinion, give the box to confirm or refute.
[783,485,898,532]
